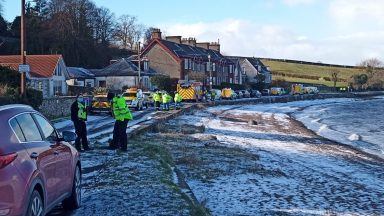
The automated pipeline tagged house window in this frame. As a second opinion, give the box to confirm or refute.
[144,61,149,71]
[86,81,92,87]
[144,77,149,88]
[184,59,188,69]
[55,66,62,76]
[230,78,233,83]
[212,63,216,72]
[38,81,43,91]
[53,80,62,95]
[99,80,106,87]
[229,65,233,73]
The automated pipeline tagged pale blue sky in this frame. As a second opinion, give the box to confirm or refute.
[2,0,384,65]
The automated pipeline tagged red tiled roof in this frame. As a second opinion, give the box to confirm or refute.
[0,55,63,78]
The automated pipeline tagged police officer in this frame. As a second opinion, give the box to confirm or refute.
[109,93,133,152]
[174,91,182,109]
[162,91,171,111]
[153,90,161,111]
[71,95,92,151]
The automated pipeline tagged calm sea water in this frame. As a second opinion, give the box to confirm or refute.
[293,96,384,158]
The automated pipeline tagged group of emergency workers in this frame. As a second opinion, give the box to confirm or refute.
[152,90,183,111]
[70,90,183,153]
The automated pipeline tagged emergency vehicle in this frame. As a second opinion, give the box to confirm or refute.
[270,87,285,96]
[122,88,145,110]
[221,88,236,100]
[90,94,111,115]
[176,80,203,102]
[291,84,304,95]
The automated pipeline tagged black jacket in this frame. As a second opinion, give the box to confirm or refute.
[71,101,79,122]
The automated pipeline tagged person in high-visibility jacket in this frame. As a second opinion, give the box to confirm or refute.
[153,91,161,111]
[174,91,183,109]
[70,95,92,151]
[162,91,171,111]
[108,94,133,152]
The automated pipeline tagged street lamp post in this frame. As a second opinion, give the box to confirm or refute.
[137,41,141,88]
[208,55,212,90]
[20,0,26,97]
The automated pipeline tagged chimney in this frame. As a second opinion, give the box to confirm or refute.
[196,42,210,49]
[209,42,220,52]
[182,37,196,47]
[165,36,182,44]
[151,28,162,40]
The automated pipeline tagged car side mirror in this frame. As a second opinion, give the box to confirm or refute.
[62,131,77,142]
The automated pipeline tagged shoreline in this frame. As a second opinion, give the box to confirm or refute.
[164,103,384,215]
[287,113,384,164]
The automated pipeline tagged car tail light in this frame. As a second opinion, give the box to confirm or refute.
[0,153,18,169]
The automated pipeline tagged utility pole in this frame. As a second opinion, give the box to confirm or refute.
[137,41,141,89]
[208,55,212,90]
[20,0,26,97]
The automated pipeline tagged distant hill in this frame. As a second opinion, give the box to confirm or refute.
[260,58,362,87]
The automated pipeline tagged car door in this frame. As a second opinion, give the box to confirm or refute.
[15,113,58,205]
[32,113,73,199]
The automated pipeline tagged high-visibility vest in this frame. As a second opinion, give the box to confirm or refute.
[77,101,87,121]
[113,96,133,121]
[153,93,161,102]
[162,93,169,103]
[174,93,182,102]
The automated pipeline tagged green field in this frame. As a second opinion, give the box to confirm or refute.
[261,60,363,87]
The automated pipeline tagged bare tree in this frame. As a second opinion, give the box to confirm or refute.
[92,7,115,45]
[358,58,384,90]
[331,70,339,91]
[114,15,143,50]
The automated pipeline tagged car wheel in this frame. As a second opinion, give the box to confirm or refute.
[27,190,44,216]
[62,165,81,210]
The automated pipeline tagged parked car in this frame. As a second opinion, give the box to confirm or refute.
[249,89,262,98]
[211,89,222,100]
[0,104,81,216]
[262,89,270,96]
[235,90,244,99]
[241,90,251,98]
[230,89,238,100]
[143,91,154,108]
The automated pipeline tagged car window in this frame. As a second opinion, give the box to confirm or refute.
[93,97,108,102]
[16,113,42,142]
[33,114,57,142]
[9,118,26,142]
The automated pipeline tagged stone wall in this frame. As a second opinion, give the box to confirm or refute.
[39,96,77,119]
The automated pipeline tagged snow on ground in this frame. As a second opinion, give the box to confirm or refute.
[165,103,384,215]
[48,100,384,216]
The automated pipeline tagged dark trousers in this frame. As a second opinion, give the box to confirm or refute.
[110,119,129,150]
[73,120,89,150]
[155,101,161,110]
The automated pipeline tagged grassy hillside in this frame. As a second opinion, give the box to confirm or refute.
[261,60,363,87]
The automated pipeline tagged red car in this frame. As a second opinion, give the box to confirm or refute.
[0,104,81,216]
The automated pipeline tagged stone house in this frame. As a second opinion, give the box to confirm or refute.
[141,29,236,88]
[0,55,70,98]
[91,57,156,91]
[227,56,272,85]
